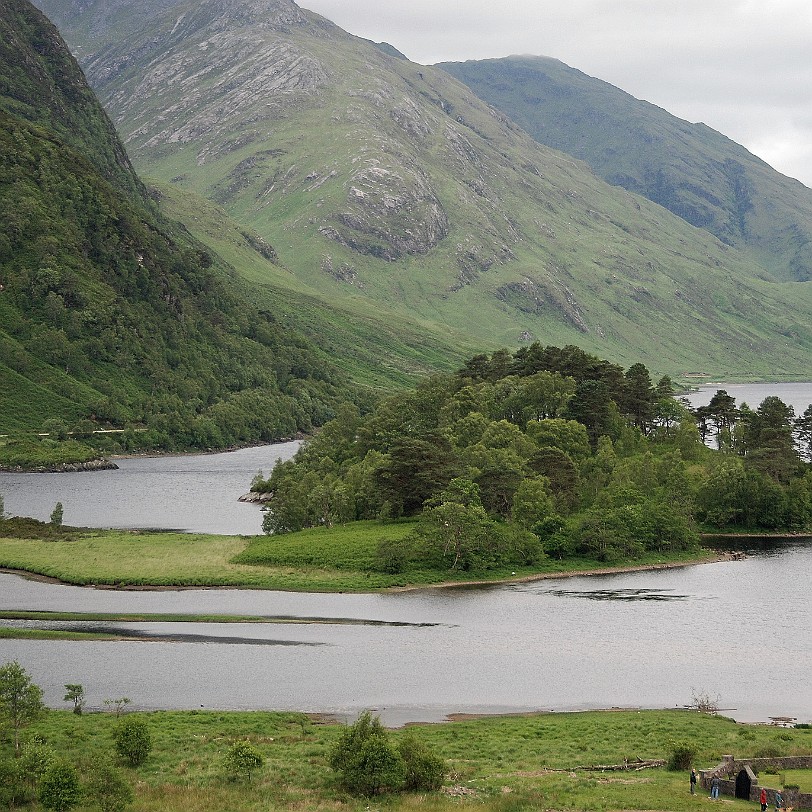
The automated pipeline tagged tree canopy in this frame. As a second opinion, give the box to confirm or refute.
[256,345,812,572]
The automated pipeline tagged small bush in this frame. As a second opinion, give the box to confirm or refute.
[329,711,405,795]
[20,735,55,783]
[113,716,151,767]
[39,760,81,811]
[85,762,134,812]
[668,744,696,771]
[0,758,29,808]
[223,740,264,781]
[755,745,785,759]
[398,731,445,791]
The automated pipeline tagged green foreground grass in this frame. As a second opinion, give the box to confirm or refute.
[0,521,721,592]
[7,709,811,812]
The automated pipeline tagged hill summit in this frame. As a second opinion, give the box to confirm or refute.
[439,54,812,282]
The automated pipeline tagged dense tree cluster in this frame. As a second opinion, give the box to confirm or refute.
[0,3,349,447]
[0,114,346,448]
[257,345,812,568]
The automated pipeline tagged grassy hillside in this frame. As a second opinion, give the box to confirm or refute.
[152,182,477,391]
[439,55,812,282]
[32,0,812,380]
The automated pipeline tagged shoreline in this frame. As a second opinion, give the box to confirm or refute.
[0,550,739,593]
[386,550,737,592]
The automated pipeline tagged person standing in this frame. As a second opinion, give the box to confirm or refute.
[690,768,698,794]
[711,775,720,799]
[761,787,768,812]
[775,790,783,811]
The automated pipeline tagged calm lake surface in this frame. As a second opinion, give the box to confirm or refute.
[0,442,300,535]
[1,543,810,726]
[684,381,812,414]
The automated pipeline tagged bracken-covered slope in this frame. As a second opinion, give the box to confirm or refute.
[439,55,812,283]
[34,0,812,379]
[0,0,348,440]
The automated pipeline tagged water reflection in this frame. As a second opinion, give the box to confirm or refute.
[545,587,691,601]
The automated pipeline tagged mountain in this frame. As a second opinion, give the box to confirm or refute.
[438,55,812,283]
[0,0,352,442]
[31,0,812,379]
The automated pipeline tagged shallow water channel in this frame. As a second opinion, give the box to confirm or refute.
[2,542,810,726]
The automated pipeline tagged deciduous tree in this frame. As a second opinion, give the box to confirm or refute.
[63,684,84,715]
[0,660,45,755]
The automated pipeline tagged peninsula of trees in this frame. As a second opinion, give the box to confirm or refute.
[252,345,812,572]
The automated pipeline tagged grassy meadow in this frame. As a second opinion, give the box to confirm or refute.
[5,708,810,812]
[0,521,721,593]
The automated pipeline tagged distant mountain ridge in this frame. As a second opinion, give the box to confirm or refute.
[438,55,812,282]
[30,0,812,379]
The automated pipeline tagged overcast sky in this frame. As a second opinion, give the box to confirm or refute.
[302,1,812,188]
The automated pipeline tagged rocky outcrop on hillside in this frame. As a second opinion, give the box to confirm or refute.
[322,160,449,260]
[0,459,119,473]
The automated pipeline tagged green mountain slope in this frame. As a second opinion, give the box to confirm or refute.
[33,0,812,379]
[0,0,348,441]
[439,55,812,282]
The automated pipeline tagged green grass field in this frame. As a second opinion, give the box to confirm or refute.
[6,708,810,812]
[0,522,721,593]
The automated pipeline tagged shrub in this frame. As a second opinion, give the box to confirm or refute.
[113,716,151,767]
[20,735,55,784]
[0,757,28,808]
[223,740,264,781]
[50,502,64,528]
[85,762,134,812]
[668,744,696,771]
[329,711,405,795]
[398,731,445,791]
[39,760,82,811]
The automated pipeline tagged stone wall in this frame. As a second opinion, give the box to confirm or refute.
[700,755,812,809]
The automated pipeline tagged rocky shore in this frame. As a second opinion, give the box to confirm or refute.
[0,459,119,473]
[238,491,272,503]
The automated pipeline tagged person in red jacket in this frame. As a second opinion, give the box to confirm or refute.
[761,788,768,812]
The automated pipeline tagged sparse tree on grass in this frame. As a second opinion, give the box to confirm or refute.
[668,743,696,771]
[223,740,264,781]
[63,684,85,715]
[104,697,130,717]
[50,502,64,529]
[691,687,720,714]
[0,660,46,755]
[397,731,445,791]
[329,711,405,795]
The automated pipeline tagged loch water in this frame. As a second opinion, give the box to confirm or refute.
[1,541,810,726]
[0,441,300,535]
